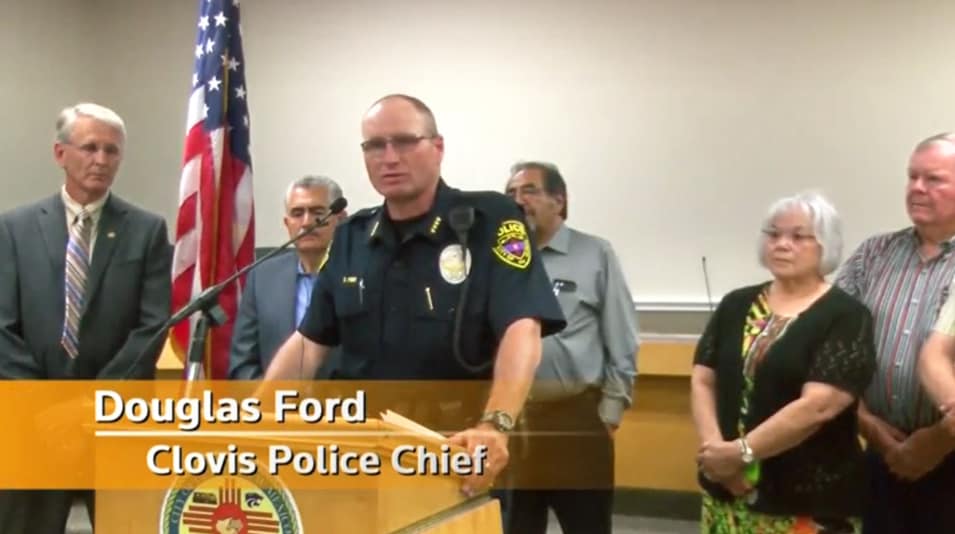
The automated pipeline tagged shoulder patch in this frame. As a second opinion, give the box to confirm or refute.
[493,219,532,269]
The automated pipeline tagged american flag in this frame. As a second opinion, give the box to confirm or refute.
[170,0,254,379]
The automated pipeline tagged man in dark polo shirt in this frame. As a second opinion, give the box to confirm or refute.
[262,94,566,497]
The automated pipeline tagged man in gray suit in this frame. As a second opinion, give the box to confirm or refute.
[0,103,172,532]
[229,175,346,379]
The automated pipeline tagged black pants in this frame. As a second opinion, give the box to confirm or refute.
[504,391,614,534]
[862,448,955,534]
[0,489,94,534]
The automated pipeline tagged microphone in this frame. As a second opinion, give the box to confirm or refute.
[124,196,348,380]
[702,256,714,313]
[447,205,488,374]
[168,196,347,327]
[295,197,348,241]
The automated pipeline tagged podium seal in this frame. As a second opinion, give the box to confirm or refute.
[159,468,302,533]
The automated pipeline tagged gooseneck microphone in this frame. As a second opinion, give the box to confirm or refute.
[702,255,714,313]
[124,196,348,380]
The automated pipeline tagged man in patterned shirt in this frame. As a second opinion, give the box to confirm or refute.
[835,133,955,534]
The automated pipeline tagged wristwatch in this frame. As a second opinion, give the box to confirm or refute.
[479,410,515,433]
[738,437,755,465]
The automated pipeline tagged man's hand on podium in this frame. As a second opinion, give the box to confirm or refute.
[448,424,509,497]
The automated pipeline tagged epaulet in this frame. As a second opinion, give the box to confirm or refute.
[343,206,380,224]
[453,190,515,214]
[455,189,505,202]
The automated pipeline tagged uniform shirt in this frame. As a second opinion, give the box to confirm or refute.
[535,222,639,425]
[299,179,567,380]
[835,227,955,431]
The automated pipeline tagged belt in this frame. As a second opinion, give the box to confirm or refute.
[524,388,600,413]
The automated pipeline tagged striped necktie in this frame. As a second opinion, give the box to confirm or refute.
[62,209,92,359]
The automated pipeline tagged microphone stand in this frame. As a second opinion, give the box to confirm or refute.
[125,198,347,381]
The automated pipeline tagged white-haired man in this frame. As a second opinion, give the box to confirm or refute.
[0,102,172,533]
[835,132,955,534]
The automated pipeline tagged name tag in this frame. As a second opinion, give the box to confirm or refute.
[552,279,577,296]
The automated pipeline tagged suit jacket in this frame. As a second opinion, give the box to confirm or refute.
[0,193,172,379]
[229,251,339,379]
[229,252,297,379]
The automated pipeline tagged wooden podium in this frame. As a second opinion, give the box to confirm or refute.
[93,417,503,534]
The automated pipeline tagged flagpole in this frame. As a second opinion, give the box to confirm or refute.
[205,48,231,379]
[171,0,255,380]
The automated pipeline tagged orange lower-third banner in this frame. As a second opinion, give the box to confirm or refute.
[0,380,613,493]
[0,380,507,492]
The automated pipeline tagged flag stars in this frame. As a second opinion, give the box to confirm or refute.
[195,44,204,58]
[235,86,246,99]
[192,72,199,86]
[219,54,239,72]
[214,11,228,27]
[243,115,250,128]
[208,76,222,92]
[205,37,215,54]
[198,15,210,30]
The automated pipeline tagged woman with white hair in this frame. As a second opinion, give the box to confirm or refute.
[691,191,877,533]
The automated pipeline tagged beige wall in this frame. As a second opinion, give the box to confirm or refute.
[0,0,99,206]
[5,0,955,309]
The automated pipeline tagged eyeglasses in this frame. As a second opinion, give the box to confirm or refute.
[505,185,544,199]
[287,206,329,219]
[360,134,432,156]
[762,228,817,245]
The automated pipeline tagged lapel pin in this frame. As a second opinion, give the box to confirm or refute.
[107,231,116,239]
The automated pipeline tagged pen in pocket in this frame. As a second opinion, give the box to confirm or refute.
[425,286,434,311]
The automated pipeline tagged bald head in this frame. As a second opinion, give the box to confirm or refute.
[359,94,445,214]
[914,132,955,154]
[363,94,438,137]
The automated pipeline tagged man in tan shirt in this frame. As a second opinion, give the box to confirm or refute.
[918,282,955,436]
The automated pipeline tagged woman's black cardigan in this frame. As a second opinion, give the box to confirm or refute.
[694,282,877,518]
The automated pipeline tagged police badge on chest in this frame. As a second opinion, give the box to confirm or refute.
[438,244,471,285]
